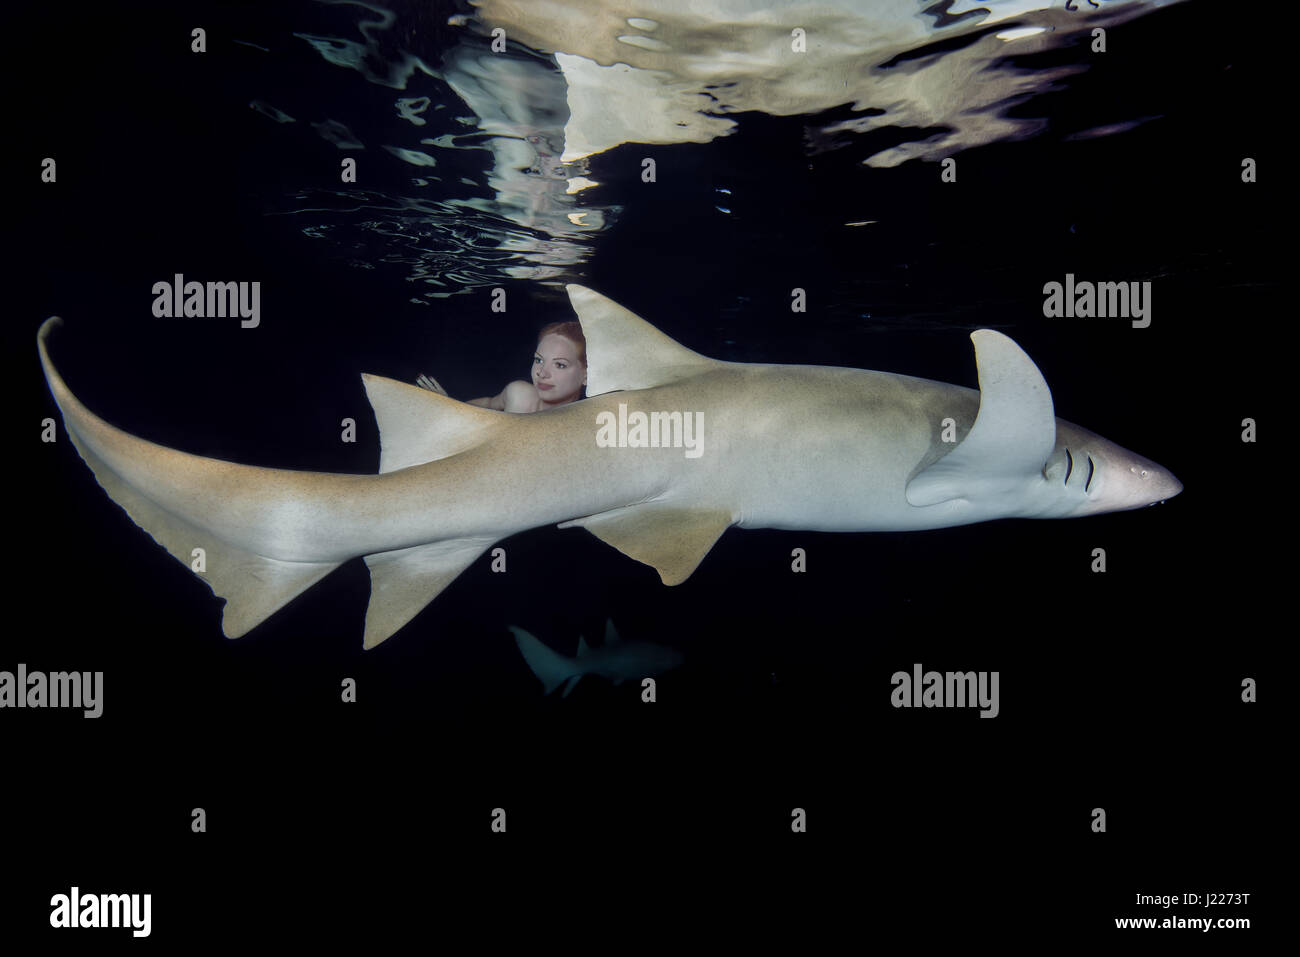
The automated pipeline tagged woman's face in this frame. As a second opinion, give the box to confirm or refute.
[532,333,586,403]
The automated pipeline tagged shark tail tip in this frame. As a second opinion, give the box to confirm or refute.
[38,315,64,343]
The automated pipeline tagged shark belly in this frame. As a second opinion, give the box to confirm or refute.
[378,401,680,549]
[704,365,986,532]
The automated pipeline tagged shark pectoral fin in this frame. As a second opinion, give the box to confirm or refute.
[906,329,1058,507]
[360,374,501,473]
[63,427,340,638]
[362,537,495,649]
[558,506,733,585]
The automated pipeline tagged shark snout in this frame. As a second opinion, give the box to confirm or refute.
[1123,459,1182,509]
[1150,468,1182,505]
[1075,434,1183,513]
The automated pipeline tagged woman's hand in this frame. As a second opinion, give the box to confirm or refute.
[416,373,449,395]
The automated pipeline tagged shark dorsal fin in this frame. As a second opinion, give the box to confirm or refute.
[577,633,591,657]
[604,619,621,644]
[361,374,501,473]
[906,330,1057,507]
[566,285,718,395]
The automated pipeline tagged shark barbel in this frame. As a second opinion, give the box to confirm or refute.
[37,285,1181,649]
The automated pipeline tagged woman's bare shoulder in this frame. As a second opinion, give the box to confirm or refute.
[501,380,539,412]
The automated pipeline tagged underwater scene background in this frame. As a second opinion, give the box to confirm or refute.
[9,0,1279,940]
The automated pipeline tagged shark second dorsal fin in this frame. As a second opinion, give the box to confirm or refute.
[906,329,1057,508]
[565,285,719,395]
[604,619,621,644]
[577,633,591,657]
[361,374,502,473]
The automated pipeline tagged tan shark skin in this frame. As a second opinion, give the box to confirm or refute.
[37,284,1180,649]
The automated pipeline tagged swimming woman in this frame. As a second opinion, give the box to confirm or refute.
[416,320,587,412]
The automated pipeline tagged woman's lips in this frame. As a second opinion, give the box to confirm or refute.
[537,382,554,390]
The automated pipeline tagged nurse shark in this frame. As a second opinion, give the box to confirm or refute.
[36,285,1181,649]
[510,619,684,697]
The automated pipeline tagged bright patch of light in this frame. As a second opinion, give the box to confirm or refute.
[996,27,1047,41]
[566,176,599,195]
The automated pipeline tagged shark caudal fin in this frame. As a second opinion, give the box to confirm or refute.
[37,317,342,638]
[509,626,581,696]
[906,329,1058,508]
[358,374,506,649]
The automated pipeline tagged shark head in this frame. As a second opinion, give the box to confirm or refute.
[587,620,685,680]
[1039,422,1183,518]
[907,329,1181,521]
[602,641,686,677]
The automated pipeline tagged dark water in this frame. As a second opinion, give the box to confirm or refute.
[9,0,1279,939]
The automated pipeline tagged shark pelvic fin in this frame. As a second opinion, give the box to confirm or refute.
[558,505,733,585]
[565,285,719,395]
[361,374,501,473]
[906,329,1058,507]
[362,537,496,649]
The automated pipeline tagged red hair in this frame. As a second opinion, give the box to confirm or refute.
[537,320,586,367]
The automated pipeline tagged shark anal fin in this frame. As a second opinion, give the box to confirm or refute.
[561,675,582,698]
[363,537,495,649]
[906,329,1057,507]
[65,426,340,638]
[558,506,733,585]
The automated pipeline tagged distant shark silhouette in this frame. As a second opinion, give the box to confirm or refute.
[36,284,1181,649]
[510,619,683,696]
